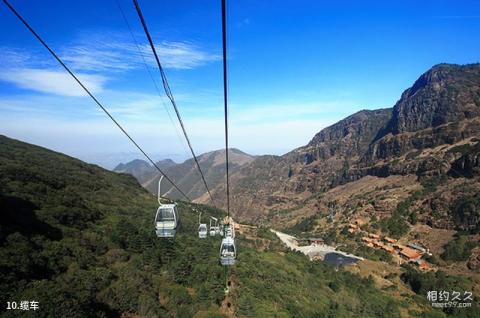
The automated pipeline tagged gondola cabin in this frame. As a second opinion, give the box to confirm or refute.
[209,217,219,236]
[155,204,179,238]
[220,237,236,265]
[198,223,208,238]
[209,226,219,237]
[223,223,235,238]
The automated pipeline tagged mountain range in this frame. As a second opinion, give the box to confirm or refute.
[199,63,480,232]
[114,148,255,201]
[116,64,480,236]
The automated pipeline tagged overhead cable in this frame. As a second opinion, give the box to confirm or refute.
[132,0,217,207]
[3,0,191,201]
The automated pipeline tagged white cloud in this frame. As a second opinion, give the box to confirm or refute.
[0,32,220,97]
[61,43,138,72]
[155,41,221,69]
[0,47,31,66]
[0,68,107,97]
[1,34,220,74]
[60,34,220,71]
[0,89,177,122]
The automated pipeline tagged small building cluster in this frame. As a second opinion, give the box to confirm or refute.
[295,237,325,246]
[348,222,432,271]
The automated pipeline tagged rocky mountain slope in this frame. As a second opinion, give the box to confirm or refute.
[203,64,480,232]
[115,148,255,201]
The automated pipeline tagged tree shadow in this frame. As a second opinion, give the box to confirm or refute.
[0,193,62,242]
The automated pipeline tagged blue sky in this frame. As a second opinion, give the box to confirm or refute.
[1,0,479,168]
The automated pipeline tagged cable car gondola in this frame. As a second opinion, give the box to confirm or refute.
[155,176,179,238]
[197,210,208,238]
[198,223,208,238]
[222,219,235,239]
[155,204,179,237]
[220,236,236,265]
[209,216,219,236]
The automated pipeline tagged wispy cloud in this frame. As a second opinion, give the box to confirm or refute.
[0,89,172,120]
[154,41,221,69]
[60,33,220,72]
[0,33,221,72]
[61,42,139,72]
[0,32,220,97]
[0,47,55,68]
[0,68,107,97]
[0,47,31,66]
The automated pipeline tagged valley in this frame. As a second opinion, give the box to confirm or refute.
[110,63,480,316]
[117,64,480,278]
[0,64,479,317]
[2,134,479,317]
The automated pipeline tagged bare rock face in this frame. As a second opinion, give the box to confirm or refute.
[467,247,480,271]
[303,108,392,160]
[365,64,480,161]
[364,119,480,162]
[389,64,480,134]
[450,142,480,178]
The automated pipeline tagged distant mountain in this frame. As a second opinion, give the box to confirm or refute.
[113,158,176,184]
[203,64,480,235]
[114,159,154,183]
[114,148,255,201]
[156,158,177,168]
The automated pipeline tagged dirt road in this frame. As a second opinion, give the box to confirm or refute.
[272,230,364,262]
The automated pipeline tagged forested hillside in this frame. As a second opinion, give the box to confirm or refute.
[0,135,227,317]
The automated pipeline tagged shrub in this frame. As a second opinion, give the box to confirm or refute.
[441,236,476,262]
